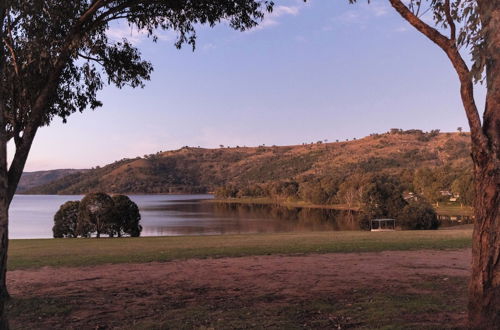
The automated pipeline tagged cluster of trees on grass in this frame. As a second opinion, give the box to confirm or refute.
[53,193,142,238]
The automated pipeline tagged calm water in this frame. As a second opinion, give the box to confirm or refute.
[9,194,360,239]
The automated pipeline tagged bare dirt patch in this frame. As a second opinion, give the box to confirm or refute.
[7,249,471,329]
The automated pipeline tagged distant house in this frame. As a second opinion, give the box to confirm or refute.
[403,192,419,202]
[449,193,460,202]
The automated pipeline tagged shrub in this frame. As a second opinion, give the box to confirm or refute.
[399,200,440,230]
[53,201,80,238]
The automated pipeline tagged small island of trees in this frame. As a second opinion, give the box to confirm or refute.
[53,193,142,238]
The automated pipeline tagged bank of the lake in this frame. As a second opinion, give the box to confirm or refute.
[212,197,475,216]
[9,194,363,239]
[210,197,358,210]
[9,228,472,270]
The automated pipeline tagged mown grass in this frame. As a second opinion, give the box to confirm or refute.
[125,275,468,330]
[435,204,474,216]
[8,229,472,270]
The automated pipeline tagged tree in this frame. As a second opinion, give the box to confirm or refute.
[52,201,80,238]
[451,172,475,206]
[348,0,499,326]
[337,182,358,210]
[111,194,142,237]
[399,200,440,230]
[413,167,444,204]
[0,0,273,305]
[78,192,116,238]
[359,175,407,229]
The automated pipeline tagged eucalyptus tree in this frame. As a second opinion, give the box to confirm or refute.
[0,0,274,301]
[111,194,142,237]
[78,192,116,238]
[352,0,498,327]
[52,201,80,238]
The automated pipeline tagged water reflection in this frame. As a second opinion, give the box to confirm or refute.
[9,195,360,238]
[141,201,361,236]
[9,194,470,239]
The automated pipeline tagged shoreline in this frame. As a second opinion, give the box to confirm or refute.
[209,197,359,211]
[210,197,475,216]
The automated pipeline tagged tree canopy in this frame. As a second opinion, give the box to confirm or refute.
[111,194,142,237]
[77,192,116,238]
[0,0,274,203]
[52,201,80,238]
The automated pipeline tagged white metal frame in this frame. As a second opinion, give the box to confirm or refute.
[370,218,396,231]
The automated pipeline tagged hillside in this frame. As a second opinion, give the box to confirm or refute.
[24,130,472,195]
[17,169,86,193]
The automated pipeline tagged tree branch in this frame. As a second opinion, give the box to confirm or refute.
[3,13,19,76]
[78,52,104,64]
[444,0,456,42]
[6,0,115,203]
[388,0,488,154]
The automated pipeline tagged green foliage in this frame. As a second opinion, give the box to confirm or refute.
[77,192,116,238]
[451,171,475,205]
[361,175,407,220]
[111,195,142,237]
[53,193,143,238]
[399,200,440,230]
[52,201,80,238]
[413,167,442,202]
[358,175,441,230]
[299,180,330,204]
[1,0,273,132]
[214,185,239,198]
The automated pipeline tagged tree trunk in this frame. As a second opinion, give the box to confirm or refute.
[0,196,9,328]
[0,202,8,300]
[468,2,500,329]
[469,158,500,329]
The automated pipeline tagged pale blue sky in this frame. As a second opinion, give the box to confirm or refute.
[21,0,484,171]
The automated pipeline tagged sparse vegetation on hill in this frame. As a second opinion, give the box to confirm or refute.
[17,169,86,193]
[25,131,473,207]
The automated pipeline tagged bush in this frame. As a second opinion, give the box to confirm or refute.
[53,201,80,238]
[399,200,440,230]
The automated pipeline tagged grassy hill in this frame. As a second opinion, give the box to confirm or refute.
[23,130,472,195]
[17,169,86,193]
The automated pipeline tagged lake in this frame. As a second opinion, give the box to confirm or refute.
[9,194,360,239]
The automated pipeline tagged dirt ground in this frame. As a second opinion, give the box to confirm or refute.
[7,249,471,329]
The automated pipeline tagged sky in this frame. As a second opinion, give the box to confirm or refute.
[20,0,486,171]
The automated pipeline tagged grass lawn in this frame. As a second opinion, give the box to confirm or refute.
[124,275,468,330]
[9,229,472,270]
[435,204,474,216]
